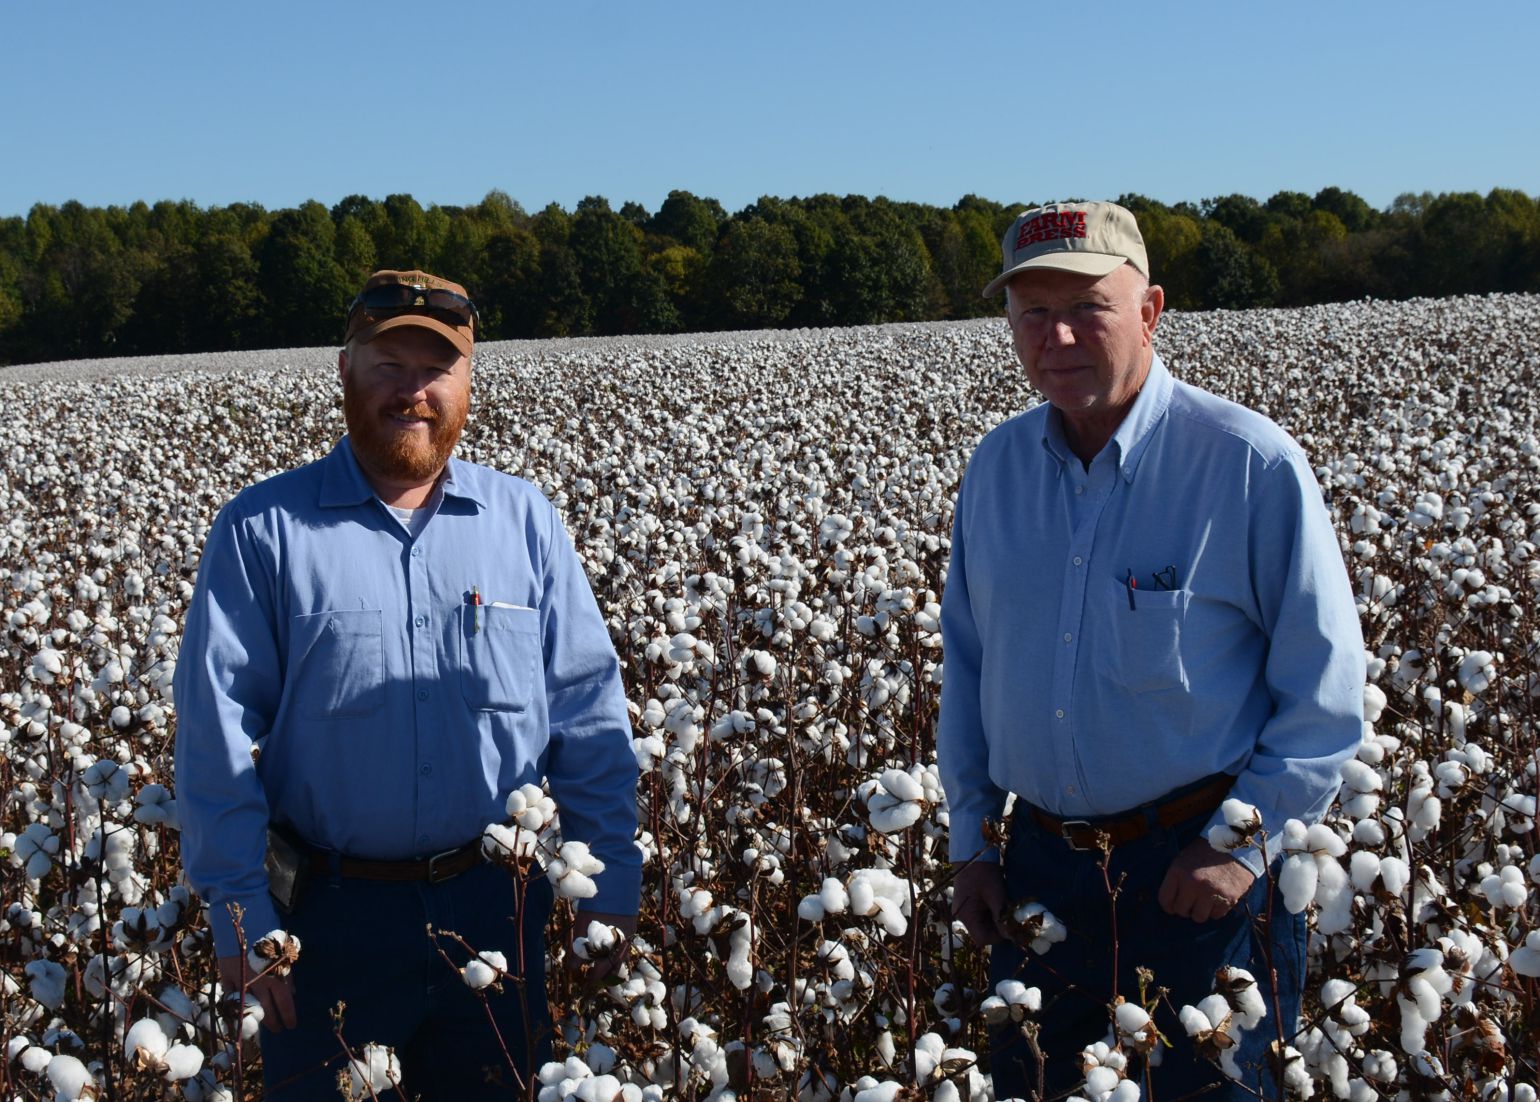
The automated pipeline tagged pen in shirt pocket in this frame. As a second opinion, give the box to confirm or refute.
[469,585,482,634]
[1125,568,1136,611]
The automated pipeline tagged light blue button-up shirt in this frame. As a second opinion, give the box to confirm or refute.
[174,438,640,955]
[938,354,1364,874]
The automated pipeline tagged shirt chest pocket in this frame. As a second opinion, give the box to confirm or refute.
[290,609,384,718]
[1092,578,1190,694]
[459,604,541,712]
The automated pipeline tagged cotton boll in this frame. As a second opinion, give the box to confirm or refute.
[1361,1050,1396,1082]
[347,1044,402,1096]
[461,950,507,990]
[25,959,66,1009]
[1378,856,1410,896]
[162,1043,203,1081]
[1509,931,1540,977]
[818,877,849,916]
[247,929,301,978]
[482,822,538,865]
[124,1017,169,1067]
[1349,850,1381,892]
[547,841,604,900]
[1398,998,1429,1055]
[1279,853,1318,914]
[1314,856,1354,936]
[46,1054,94,1099]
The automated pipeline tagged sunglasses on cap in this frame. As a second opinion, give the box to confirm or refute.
[347,283,480,332]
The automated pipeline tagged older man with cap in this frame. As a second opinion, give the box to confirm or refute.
[174,269,640,1098]
[936,204,1363,1100]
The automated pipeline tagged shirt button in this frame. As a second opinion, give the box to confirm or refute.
[1065,784,1077,796]
[411,547,422,558]
[1074,485,1084,495]
[417,833,430,845]
[414,615,425,628]
[420,763,433,776]
[1063,632,1073,642]
[1073,556,1083,566]
[1055,709,1065,719]
[416,689,429,701]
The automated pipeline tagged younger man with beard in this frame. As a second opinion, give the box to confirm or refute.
[175,270,640,1099]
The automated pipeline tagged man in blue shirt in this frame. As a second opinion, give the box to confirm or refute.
[174,270,640,1098]
[937,204,1363,1100]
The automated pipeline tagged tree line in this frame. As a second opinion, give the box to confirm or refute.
[1,186,1537,364]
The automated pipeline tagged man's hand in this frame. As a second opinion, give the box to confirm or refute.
[570,911,638,986]
[218,954,298,1032]
[1157,839,1256,923]
[951,861,1011,947]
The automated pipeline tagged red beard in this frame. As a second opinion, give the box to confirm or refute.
[343,374,468,483]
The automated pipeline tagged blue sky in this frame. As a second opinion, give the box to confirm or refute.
[6,0,1536,218]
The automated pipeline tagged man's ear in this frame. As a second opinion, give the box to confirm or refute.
[1142,283,1166,343]
[337,347,348,385]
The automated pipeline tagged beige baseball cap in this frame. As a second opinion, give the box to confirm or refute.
[983,201,1149,297]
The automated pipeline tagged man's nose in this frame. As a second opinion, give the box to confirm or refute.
[395,370,433,399]
[1044,316,1076,348]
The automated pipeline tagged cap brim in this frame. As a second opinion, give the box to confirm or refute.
[351,314,473,358]
[982,252,1129,298]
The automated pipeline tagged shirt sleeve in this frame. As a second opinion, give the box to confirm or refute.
[1212,448,1365,875]
[937,471,1009,865]
[172,503,285,958]
[537,503,642,915]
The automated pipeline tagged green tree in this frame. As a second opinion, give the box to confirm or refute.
[1194,222,1278,309]
[650,190,725,253]
[1203,194,1269,244]
[477,227,543,338]
[1313,187,1377,233]
[704,218,803,328]
[259,201,351,346]
[334,216,377,286]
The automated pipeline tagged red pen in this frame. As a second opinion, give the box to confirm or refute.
[471,585,482,633]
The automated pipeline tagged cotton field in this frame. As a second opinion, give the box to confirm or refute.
[1,293,1538,1101]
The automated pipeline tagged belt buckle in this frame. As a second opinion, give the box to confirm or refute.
[426,847,463,883]
[1060,820,1096,852]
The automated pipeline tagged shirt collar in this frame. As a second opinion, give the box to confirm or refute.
[319,436,487,510]
[1109,352,1173,484]
[1039,352,1173,484]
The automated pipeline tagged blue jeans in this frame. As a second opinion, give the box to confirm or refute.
[987,802,1306,1102]
[260,859,554,1100]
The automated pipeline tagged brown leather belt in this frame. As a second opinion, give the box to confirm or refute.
[1028,774,1234,852]
[307,839,483,883]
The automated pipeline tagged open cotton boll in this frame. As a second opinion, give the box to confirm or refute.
[505,783,555,831]
[547,841,604,899]
[1479,865,1528,909]
[1457,650,1497,694]
[1208,798,1262,851]
[482,822,539,865]
[1508,931,1540,977]
[124,1017,169,1067]
[46,1054,94,1099]
[162,1043,203,1081]
[1279,853,1318,914]
[461,950,507,990]
[725,912,755,989]
[247,929,301,978]
[1010,901,1068,955]
[347,1043,402,1096]
[25,959,67,1009]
